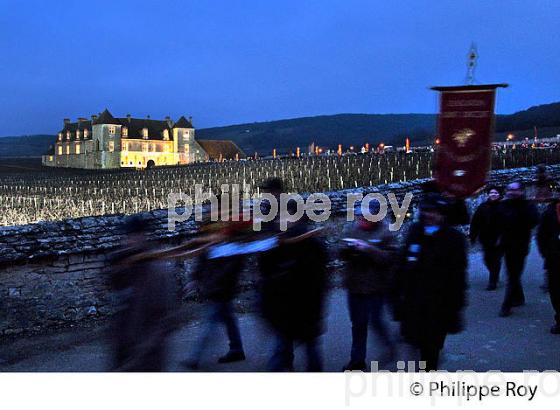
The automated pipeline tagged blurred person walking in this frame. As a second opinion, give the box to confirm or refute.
[339,201,398,371]
[181,214,250,369]
[470,186,504,290]
[537,198,560,334]
[534,164,558,292]
[498,182,539,317]
[396,193,468,371]
[535,164,554,203]
[109,215,178,371]
[258,195,328,372]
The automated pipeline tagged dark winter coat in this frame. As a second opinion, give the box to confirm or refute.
[258,230,328,342]
[469,200,502,248]
[339,220,398,295]
[497,198,539,254]
[396,222,468,349]
[446,198,470,226]
[109,247,178,371]
[537,200,560,272]
[192,249,245,302]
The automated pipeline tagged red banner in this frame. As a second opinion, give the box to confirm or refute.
[431,84,507,198]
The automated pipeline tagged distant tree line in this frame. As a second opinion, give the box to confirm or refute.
[1,102,560,157]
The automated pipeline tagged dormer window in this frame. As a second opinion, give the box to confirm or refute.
[76,130,81,140]
[58,133,62,141]
[142,128,149,139]
[84,129,89,138]
[108,125,116,135]
[122,127,128,137]
[163,129,169,140]
[66,131,70,140]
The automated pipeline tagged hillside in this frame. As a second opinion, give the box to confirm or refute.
[0,135,54,158]
[196,114,436,154]
[2,101,560,157]
[198,101,560,153]
[496,102,560,132]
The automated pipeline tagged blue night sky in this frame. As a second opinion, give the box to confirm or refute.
[1,0,559,135]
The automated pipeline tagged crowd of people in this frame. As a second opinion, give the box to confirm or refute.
[107,171,560,372]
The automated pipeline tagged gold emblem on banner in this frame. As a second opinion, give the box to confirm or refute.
[452,128,475,147]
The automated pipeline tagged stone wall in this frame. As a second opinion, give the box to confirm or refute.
[1,165,559,336]
[0,212,198,335]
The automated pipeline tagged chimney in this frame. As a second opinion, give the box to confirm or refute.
[63,118,70,125]
[91,114,98,121]
[146,114,151,119]
[165,115,173,127]
[127,114,131,123]
[188,116,193,125]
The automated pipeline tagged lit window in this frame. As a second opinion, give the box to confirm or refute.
[58,145,62,155]
[122,141,128,151]
[142,143,148,152]
[66,131,70,140]
[109,126,116,135]
[122,127,128,137]
[84,129,89,138]
[66,145,70,155]
[58,133,62,141]
[109,141,115,152]
[75,143,81,154]
[142,128,149,139]
[76,130,81,140]
[163,129,169,140]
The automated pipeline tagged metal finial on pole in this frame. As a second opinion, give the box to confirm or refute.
[465,43,478,85]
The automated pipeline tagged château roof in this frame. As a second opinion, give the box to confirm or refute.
[119,118,173,141]
[57,111,194,142]
[173,116,193,128]
[92,109,120,125]
[197,140,246,160]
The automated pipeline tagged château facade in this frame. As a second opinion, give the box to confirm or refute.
[42,109,245,169]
